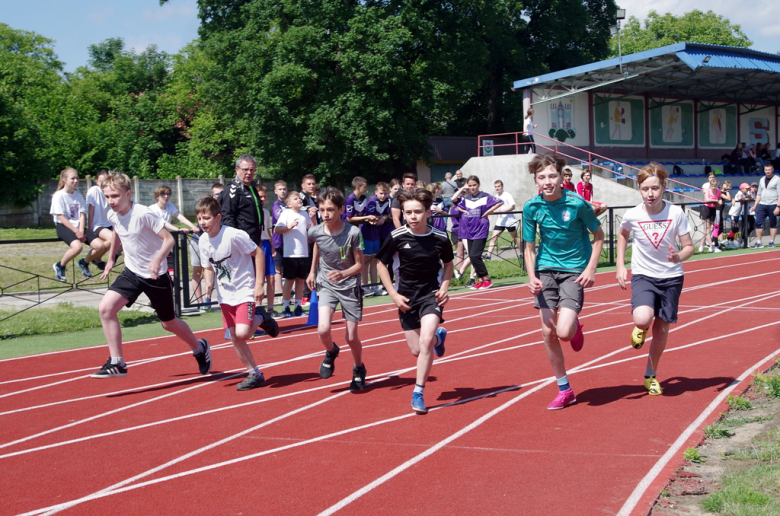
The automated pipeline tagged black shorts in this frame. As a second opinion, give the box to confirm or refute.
[700,205,716,222]
[399,291,444,331]
[56,224,82,246]
[450,232,459,246]
[283,256,311,280]
[630,274,684,324]
[86,226,113,245]
[273,246,284,269]
[108,268,176,322]
[533,270,584,313]
[493,223,518,233]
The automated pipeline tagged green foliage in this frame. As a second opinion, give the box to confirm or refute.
[683,447,704,463]
[610,10,752,57]
[754,372,780,399]
[727,394,753,411]
[704,423,735,439]
[703,465,780,514]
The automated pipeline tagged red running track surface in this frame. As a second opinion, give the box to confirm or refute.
[1,251,779,515]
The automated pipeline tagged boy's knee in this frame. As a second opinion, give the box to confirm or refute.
[234,327,252,340]
[542,326,557,341]
[160,318,178,331]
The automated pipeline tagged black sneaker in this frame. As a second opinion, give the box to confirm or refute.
[53,262,67,282]
[293,305,304,317]
[350,363,367,391]
[256,306,280,337]
[91,358,127,378]
[464,278,475,288]
[236,372,267,391]
[77,258,92,278]
[193,339,212,375]
[92,259,107,271]
[319,343,340,379]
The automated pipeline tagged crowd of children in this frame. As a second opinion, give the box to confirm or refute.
[49,152,772,411]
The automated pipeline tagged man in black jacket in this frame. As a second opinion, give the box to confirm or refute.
[220,154,265,246]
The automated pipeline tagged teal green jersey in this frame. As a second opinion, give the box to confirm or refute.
[522,190,601,273]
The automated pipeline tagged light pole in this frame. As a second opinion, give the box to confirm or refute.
[610,9,627,75]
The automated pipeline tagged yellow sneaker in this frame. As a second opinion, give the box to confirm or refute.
[631,326,647,349]
[644,376,663,396]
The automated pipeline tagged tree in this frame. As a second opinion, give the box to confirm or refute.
[610,10,752,57]
[0,23,63,205]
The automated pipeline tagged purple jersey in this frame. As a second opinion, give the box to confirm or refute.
[272,199,286,249]
[454,191,502,240]
[362,195,387,241]
[449,205,461,237]
[431,197,447,232]
[343,193,368,223]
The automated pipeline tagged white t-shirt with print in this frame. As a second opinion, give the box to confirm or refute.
[495,192,517,227]
[50,189,87,226]
[199,225,258,306]
[275,209,311,257]
[148,202,179,223]
[107,204,166,279]
[86,185,111,231]
[621,201,690,278]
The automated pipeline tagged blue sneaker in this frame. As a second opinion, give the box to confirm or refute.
[293,305,304,317]
[282,306,294,318]
[251,328,266,339]
[411,392,428,414]
[434,328,447,357]
[224,328,231,340]
[255,306,280,337]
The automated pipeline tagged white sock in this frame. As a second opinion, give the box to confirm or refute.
[295,299,302,308]
[283,300,290,309]
[414,384,425,394]
[110,356,124,366]
[251,366,262,376]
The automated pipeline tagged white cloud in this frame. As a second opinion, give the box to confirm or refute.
[615,0,780,53]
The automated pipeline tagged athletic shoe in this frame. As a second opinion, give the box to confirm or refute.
[698,246,704,253]
[712,246,721,253]
[644,376,663,396]
[293,305,304,317]
[53,262,67,282]
[91,358,128,378]
[411,391,428,414]
[751,242,764,249]
[469,281,482,290]
[349,363,367,392]
[454,269,462,280]
[301,297,310,307]
[570,319,584,352]
[282,306,294,318]
[547,388,576,410]
[236,372,267,391]
[251,329,266,339]
[77,258,92,279]
[362,287,375,298]
[203,298,212,312]
[769,242,776,248]
[224,328,231,340]
[630,326,647,349]
[193,339,212,375]
[480,280,493,289]
[434,328,447,357]
[482,254,491,260]
[256,307,280,338]
[319,343,339,379]
[92,259,107,271]
[376,287,388,296]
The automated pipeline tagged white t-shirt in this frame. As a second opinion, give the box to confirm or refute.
[275,209,312,257]
[86,185,111,231]
[50,189,86,226]
[108,203,167,278]
[148,202,179,223]
[198,225,258,306]
[620,201,690,278]
[730,191,748,218]
[525,117,534,133]
[261,208,272,241]
[495,192,517,227]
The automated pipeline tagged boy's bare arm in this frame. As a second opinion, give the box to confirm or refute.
[249,247,265,304]
[306,243,320,291]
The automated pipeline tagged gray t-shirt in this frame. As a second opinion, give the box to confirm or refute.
[440,179,457,199]
[307,223,363,291]
[757,175,780,206]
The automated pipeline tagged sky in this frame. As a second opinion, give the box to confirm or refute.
[0,0,777,73]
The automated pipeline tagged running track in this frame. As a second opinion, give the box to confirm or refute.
[1,252,779,515]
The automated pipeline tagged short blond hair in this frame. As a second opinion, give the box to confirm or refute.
[636,162,668,185]
[100,170,132,192]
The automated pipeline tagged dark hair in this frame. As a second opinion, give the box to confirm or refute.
[301,174,316,184]
[466,175,480,185]
[318,186,346,208]
[256,184,267,193]
[397,187,433,211]
[402,172,417,183]
[351,176,367,188]
[494,179,504,186]
[211,183,224,190]
[528,153,566,175]
[195,196,220,216]
[154,185,172,198]
[389,178,400,188]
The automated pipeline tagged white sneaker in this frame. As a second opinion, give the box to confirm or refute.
[713,247,721,253]
[454,269,462,280]
[698,246,704,253]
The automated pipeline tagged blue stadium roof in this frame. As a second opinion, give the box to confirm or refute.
[513,43,780,107]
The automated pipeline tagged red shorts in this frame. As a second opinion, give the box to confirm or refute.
[221,302,255,329]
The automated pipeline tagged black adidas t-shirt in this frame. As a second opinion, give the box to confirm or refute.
[376,225,454,301]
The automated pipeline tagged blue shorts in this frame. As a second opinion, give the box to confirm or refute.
[363,239,380,256]
[261,240,274,277]
[631,274,684,324]
[754,204,778,229]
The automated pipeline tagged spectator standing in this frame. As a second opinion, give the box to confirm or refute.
[440,172,458,210]
[750,164,780,248]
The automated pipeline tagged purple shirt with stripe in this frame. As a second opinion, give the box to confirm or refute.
[454,191,502,240]
[272,199,286,249]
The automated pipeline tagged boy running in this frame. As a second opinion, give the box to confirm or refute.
[306,187,367,390]
[92,171,211,378]
[523,154,604,410]
[197,196,279,390]
[616,163,694,396]
[377,188,454,414]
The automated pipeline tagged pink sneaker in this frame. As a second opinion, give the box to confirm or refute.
[480,280,493,289]
[470,281,483,290]
[570,318,584,352]
[547,388,576,410]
